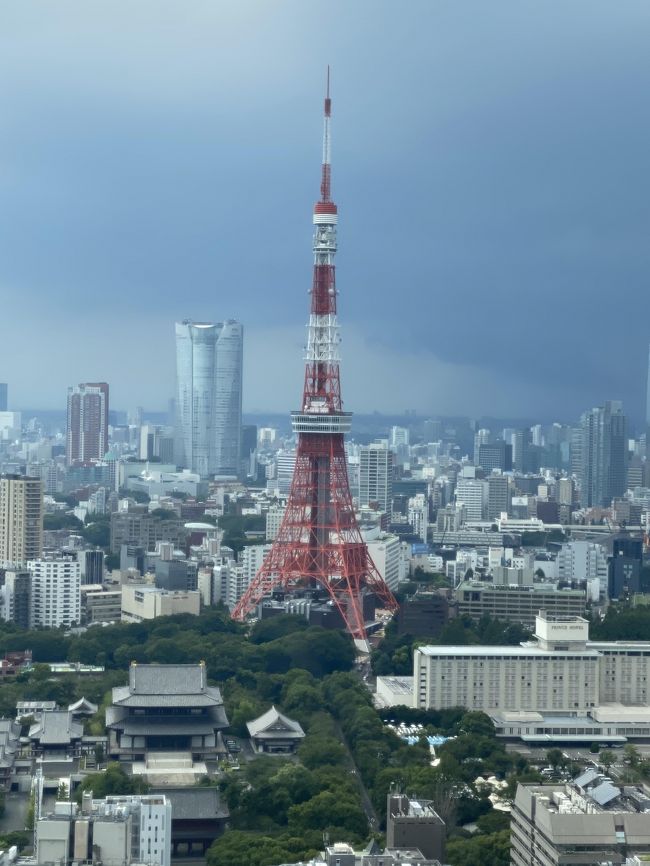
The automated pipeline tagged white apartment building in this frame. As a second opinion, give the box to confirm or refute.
[210,544,270,610]
[121,585,200,622]
[413,611,650,721]
[365,532,403,591]
[557,540,608,597]
[359,444,393,514]
[265,504,286,541]
[414,613,600,715]
[407,493,428,543]
[28,558,81,628]
[454,478,488,521]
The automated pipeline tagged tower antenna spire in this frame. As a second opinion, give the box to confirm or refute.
[321,66,332,202]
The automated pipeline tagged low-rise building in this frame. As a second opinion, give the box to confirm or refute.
[121,584,200,622]
[28,711,83,757]
[512,773,650,866]
[81,585,122,624]
[246,706,305,754]
[454,580,586,630]
[36,792,171,866]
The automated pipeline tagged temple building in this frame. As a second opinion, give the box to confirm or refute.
[106,663,228,765]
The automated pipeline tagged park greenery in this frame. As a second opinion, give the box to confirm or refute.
[20,601,650,866]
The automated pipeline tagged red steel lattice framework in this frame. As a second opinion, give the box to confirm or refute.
[232,71,398,641]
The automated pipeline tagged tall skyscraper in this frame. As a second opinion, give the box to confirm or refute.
[359,444,394,514]
[0,475,44,565]
[175,320,243,478]
[0,383,7,412]
[66,383,109,465]
[580,400,627,507]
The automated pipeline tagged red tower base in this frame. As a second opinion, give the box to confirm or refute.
[232,431,398,642]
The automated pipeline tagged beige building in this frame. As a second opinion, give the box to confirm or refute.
[414,611,650,723]
[512,774,650,866]
[0,474,43,565]
[121,584,200,622]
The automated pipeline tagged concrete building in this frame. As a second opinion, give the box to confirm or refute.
[512,774,650,866]
[28,558,81,628]
[478,441,512,473]
[408,493,428,543]
[487,473,511,521]
[36,792,171,866]
[0,569,31,628]
[386,791,445,863]
[66,382,109,465]
[0,474,43,565]
[81,586,122,624]
[359,444,394,514]
[557,540,608,597]
[414,612,600,714]
[454,477,488,521]
[175,319,243,478]
[265,503,286,540]
[110,511,187,554]
[121,585,200,622]
[412,612,650,745]
[0,384,6,412]
[396,591,450,638]
[580,400,627,507]
[454,581,587,630]
[365,531,402,591]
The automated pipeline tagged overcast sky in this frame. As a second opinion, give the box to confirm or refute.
[1,1,650,424]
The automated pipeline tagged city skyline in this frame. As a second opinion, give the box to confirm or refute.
[2,2,650,420]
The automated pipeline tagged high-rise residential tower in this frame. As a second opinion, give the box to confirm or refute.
[175,320,243,478]
[580,400,627,507]
[0,474,44,565]
[66,382,109,465]
[0,383,7,412]
[359,443,394,514]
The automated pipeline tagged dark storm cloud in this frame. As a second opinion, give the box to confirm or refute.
[1,1,649,421]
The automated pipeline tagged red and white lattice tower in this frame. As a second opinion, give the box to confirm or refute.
[232,71,398,642]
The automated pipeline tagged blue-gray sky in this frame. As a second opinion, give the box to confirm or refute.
[2,1,650,423]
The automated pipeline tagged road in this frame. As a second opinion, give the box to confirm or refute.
[331,718,380,829]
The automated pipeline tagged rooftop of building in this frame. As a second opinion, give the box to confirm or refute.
[455,579,585,595]
[520,771,650,817]
[416,645,600,657]
[247,706,305,739]
[29,712,83,745]
[150,786,229,820]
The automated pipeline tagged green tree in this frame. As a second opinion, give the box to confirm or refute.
[446,829,510,866]
[624,744,640,767]
[546,748,565,769]
[76,763,149,801]
[600,749,616,773]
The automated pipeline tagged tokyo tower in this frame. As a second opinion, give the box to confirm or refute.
[232,71,398,643]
